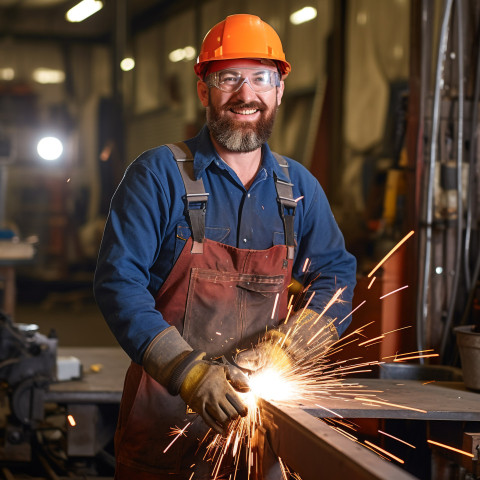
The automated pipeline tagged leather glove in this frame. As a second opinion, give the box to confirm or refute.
[143,327,249,434]
[235,309,339,372]
[235,330,292,373]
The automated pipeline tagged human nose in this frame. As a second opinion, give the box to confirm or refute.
[233,77,258,99]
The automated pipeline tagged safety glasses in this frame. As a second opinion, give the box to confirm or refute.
[206,68,281,93]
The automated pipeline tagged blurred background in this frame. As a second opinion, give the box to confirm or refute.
[0,0,478,372]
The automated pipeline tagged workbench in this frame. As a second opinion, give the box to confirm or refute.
[262,378,480,480]
[47,347,480,420]
[45,347,131,458]
[44,348,480,479]
[303,378,480,421]
[47,347,131,404]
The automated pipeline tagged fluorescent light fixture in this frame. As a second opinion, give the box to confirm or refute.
[32,68,65,84]
[66,0,103,23]
[120,57,135,72]
[168,46,196,63]
[37,137,63,161]
[0,67,15,81]
[290,6,317,25]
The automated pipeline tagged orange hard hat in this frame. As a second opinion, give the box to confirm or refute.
[195,14,291,79]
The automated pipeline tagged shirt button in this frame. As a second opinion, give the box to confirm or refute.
[243,238,247,243]
[247,193,251,198]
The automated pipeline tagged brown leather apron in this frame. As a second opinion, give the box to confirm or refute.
[114,143,296,479]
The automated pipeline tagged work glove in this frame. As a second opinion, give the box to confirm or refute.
[143,327,249,434]
[235,309,339,373]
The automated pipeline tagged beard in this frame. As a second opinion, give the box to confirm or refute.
[206,96,278,153]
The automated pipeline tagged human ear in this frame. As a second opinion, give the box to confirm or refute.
[276,81,285,106]
[197,81,209,107]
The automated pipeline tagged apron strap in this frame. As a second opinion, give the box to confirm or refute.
[166,143,295,259]
[272,152,296,260]
[166,142,208,254]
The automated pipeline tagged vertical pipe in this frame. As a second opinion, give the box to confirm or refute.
[417,0,453,356]
[440,0,464,360]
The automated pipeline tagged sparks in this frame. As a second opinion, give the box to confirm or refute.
[166,250,434,478]
[368,230,414,278]
[364,440,405,464]
[163,422,191,453]
[354,397,427,413]
[271,293,280,319]
[302,257,310,272]
[339,300,366,325]
[427,440,475,458]
[358,335,385,347]
[380,285,409,299]
[393,353,439,362]
[383,348,434,360]
[378,430,416,449]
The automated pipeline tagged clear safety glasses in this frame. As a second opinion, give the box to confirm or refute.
[206,68,281,93]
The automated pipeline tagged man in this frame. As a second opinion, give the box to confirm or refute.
[94,13,356,480]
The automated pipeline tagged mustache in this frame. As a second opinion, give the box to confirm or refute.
[223,101,266,111]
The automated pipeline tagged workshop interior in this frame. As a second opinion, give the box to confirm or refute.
[0,0,479,479]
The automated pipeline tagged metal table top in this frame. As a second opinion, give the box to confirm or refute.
[302,378,480,421]
[46,347,130,404]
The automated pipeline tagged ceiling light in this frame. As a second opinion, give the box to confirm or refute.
[183,46,196,61]
[290,6,317,25]
[120,57,135,72]
[32,68,65,84]
[66,0,103,23]
[168,46,196,63]
[37,136,63,161]
[0,67,15,81]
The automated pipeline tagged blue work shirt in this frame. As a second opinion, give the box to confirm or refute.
[94,125,357,364]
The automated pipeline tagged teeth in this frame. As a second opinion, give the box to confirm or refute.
[232,108,257,115]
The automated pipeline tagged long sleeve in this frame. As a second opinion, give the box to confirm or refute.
[94,160,175,363]
[289,170,357,336]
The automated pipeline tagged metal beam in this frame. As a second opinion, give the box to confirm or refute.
[259,399,418,480]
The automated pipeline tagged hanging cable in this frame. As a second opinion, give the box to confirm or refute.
[439,0,465,361]
[417,0,454,359]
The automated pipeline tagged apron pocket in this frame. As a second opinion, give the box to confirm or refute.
[183,269,287,356]
[237,275,286,342]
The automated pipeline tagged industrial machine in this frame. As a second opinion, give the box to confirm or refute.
[0,311,57,463]
[0,311,118,479]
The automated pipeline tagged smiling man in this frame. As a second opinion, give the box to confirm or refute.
[94,13,356,480]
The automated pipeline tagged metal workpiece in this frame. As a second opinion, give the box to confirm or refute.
[258,399,417,480]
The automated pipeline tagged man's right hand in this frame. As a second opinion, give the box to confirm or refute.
[143,327,248,434]
[179,358,248,434]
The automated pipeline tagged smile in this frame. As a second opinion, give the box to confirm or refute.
[230,108,259,115]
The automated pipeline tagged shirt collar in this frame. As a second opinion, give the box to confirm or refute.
[191,124,290,183]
